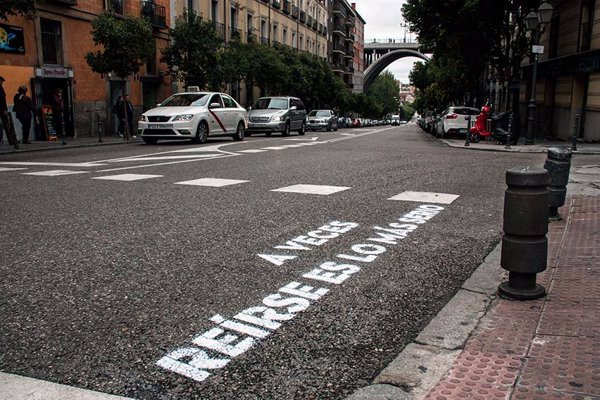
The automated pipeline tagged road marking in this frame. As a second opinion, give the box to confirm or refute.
[238,149,268,153]
[107,154,222,162]
[288,137,319,141]
[388,191,460,204]
[156,204,446,384]
[22,170,90,176]
[0,161,105,167]
[174,178,249,187]
[0,167,27,172]
[271,184,351,196]
[262,146,288,150]
[92,174,163,181]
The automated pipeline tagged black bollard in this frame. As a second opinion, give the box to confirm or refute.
[571,114,579,151]
[498,167,549,300]
[544,147,572,221]
[97,113,103,143]
[464,116,471,147]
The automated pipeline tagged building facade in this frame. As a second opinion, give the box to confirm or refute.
[521,0,600,142]
[350,2,365,93]
[0,0,171,139]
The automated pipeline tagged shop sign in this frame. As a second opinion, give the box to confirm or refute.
[0,23,25,54]
[41,66,69,79]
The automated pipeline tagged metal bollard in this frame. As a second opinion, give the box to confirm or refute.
[544,147,572,221]
[498,167,549,300]
[571,114,579,151]
[97,113,103,143]
[464,116,471,147]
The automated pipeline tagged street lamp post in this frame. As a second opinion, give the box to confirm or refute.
[524,1,554,145]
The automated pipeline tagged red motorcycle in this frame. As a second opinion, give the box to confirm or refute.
[469,104,511,144]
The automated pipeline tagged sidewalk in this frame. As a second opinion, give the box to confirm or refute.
[348,196,599,399]
[441,137,600,155]
[0,135,140,155]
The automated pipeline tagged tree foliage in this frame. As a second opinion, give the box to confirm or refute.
[161,11,223,89]
[0,0,34,21]
[85,13,154,80]
[403,0,539,110]
[366,71,401,117]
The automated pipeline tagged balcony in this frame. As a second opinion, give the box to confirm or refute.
[332,26,346,37]
[272,0,281,9]
[141,0,167,28]
[247,28,258,43]
[307,16,314,27]
[312,19,318,30]
[53,0,77,5]
[229,27,242,41]
[213,22,225,41]
[332,63,345,73]
[345,15,355,27]
[261,36,269,45]
[283,0,291,14]
[333,5,347,18]
[299,11,306,22]
[345,33,355,42]
[106,0,123,15]
[291,5,299,18]
[332,43,346,55]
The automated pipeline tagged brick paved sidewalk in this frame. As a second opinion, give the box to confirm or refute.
[424,196,600,400]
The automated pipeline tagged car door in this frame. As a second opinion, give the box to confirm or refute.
[221,94,240,132]
[207,94,227,134]
[292,98,306,129]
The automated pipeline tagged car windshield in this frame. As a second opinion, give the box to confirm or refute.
[309,110,331,117]
[160,93,209,107]
[453,107,480,116]
[253,98,288,110]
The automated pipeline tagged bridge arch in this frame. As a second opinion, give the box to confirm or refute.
[363,49,429,92]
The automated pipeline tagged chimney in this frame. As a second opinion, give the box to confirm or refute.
[351,2,356,9]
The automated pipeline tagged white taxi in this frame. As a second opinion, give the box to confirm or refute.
[138,91,248,144]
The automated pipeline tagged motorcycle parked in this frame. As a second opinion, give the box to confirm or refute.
[469,104,514,144]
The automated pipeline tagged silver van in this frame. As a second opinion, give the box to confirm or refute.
[247,96,307,136]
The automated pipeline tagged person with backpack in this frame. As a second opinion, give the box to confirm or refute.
[13,85,35,144]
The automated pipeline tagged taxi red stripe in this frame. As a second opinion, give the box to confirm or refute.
[209,109,227,132]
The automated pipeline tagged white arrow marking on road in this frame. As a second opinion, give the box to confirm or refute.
[0,161,106,167]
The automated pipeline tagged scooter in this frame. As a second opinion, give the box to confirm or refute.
[469,104,511,144]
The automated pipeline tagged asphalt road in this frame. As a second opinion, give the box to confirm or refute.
[0,124,546,399]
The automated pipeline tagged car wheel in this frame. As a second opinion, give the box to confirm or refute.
[298,121,306,136]
[193,121,208,144]
[470,133,481,143]
[233,121,245,141]
[334,126,338,131]
[265,132,272,137]
[143,137,158,145]
[246,132,252,137]
[282,121,291,136]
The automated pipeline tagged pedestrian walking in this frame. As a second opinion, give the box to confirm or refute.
[112,95,123,137]
[13,85,35,144]
[51,88,66,145]
[115,94,135,140]
[0,76,19,149]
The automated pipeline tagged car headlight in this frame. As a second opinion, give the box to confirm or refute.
[173,114,194,121]
[271,116,283,122]
[139,115,147,122]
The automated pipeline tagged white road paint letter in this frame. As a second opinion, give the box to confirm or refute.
[419,205,445,211]
[303,261,361,284]
[210,315,271,339]
[278,282,329,300]
[275,241,312,251]
[351,244,387,255]
[235,307,283,330]
[258,254,297,266]
[292,235,327,246]
[262,294,310,314]
[192,327,256,357]
[156,348,212,382]
[307,230,339,240]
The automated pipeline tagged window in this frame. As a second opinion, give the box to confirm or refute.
[549,14,559,58]
[283,28,287,45]
[299,34,303,50]
[211,0,219,21]
[292,32,296,48]
[273,24,278,43]
[41,18,63,65]
[222,95,237,108]
[105,0,123,15]
[209,94,223,108]
[579,0,595,52]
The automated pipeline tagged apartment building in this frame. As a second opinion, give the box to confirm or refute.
[0,0,171,139]
[521,0,600,141]
[350,2,365,93]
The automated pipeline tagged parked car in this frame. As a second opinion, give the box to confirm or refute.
[436,106,480,138]
[246,96,307,136]
[352,118,362,128]
[307,109,338,131]
[138,91,247,145]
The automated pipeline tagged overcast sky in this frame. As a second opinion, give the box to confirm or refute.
[351,0,420,84]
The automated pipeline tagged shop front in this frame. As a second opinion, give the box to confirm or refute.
[32,65,74,140]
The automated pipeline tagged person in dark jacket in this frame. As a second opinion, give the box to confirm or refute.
[51,88,66,145]
[13,85,35,144]
[0,76,19,149]
[115,94,135,139]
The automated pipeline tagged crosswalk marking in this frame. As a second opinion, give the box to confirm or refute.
[175,178,249,187]
[271,184,351,196]
[23,170,89,176]
[388,191,460,204]
[92,174,163,181]
[0,167,27,172]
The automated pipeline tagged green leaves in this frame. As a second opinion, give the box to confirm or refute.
[366,71,401,117]
[85,13,154,80]
[0,0,34,21]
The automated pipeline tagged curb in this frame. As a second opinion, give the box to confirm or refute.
[439,138,600,155]
[345,244,505,400]
[0,139,140,155]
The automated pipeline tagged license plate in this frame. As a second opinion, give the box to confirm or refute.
[149,124,173,129]
[459,128,468,134]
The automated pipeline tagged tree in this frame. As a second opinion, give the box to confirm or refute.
[366,71,401,116]
[85,13,154,135]
[161,11,223,89]
[0,0,34,21]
